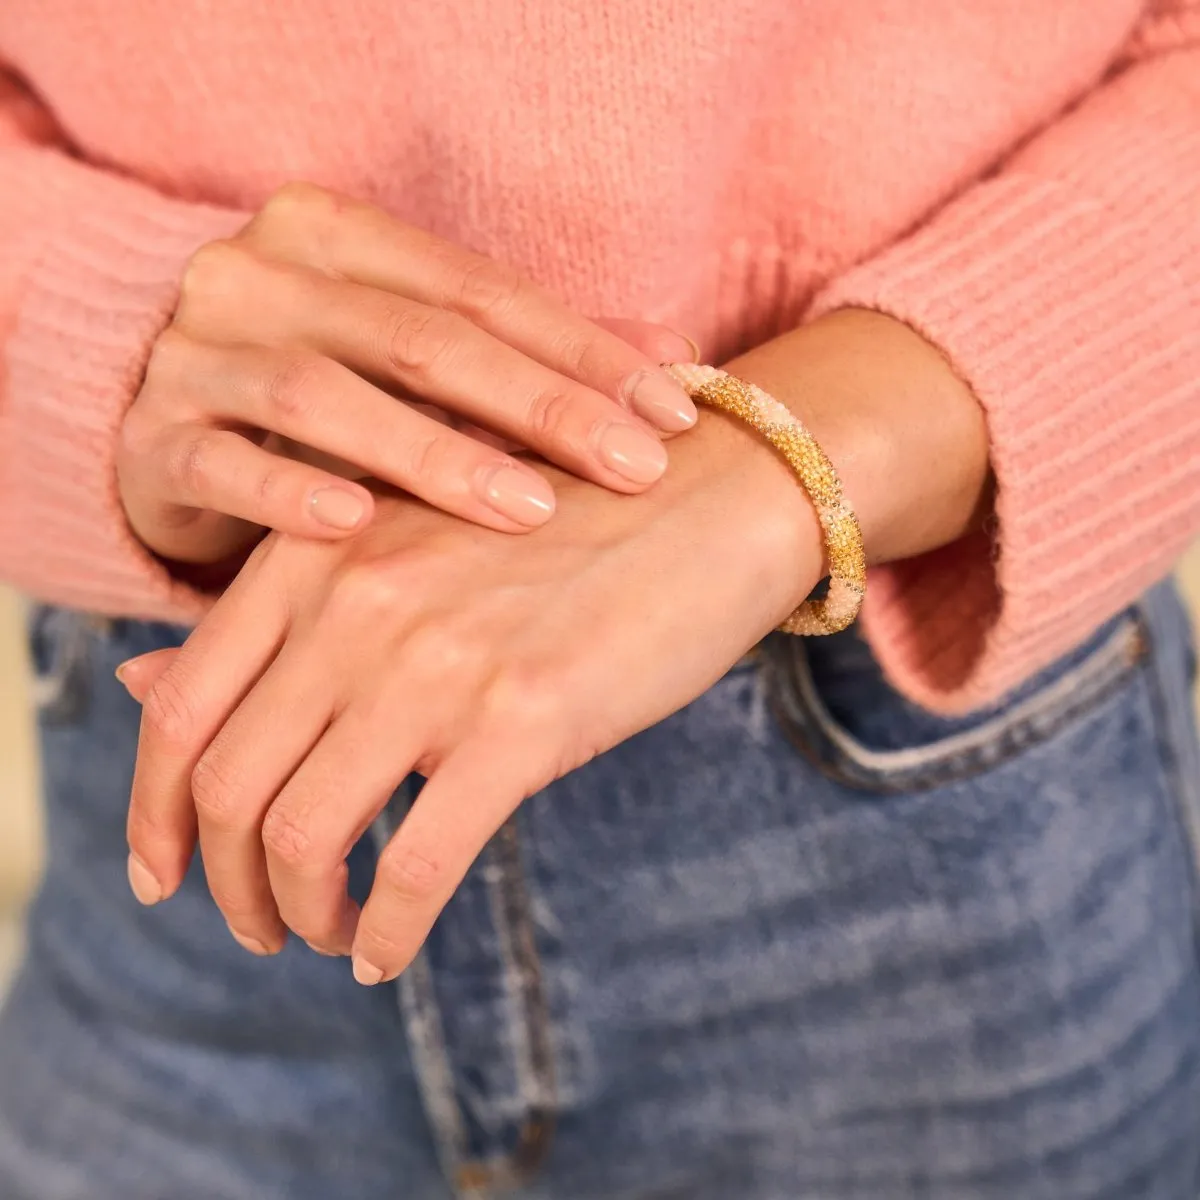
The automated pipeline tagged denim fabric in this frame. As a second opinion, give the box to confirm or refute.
[1,583,1198,1199]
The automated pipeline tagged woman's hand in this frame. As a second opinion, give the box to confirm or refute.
[116,181,698,565]
[121,410,823,979]
[119,309,990,983]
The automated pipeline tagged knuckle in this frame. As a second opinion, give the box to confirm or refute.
[398,430,456,489]
[376,844,445,907]
[165,432,215,500]
[126,803,176,855]
[555,327,603,378]
[190,752,246,830]
[143,326,192,388]
[379,305,460,379]
[354,925,413,972]
[143,671,201,751]
[324,560,407,625]
[179,238,253,304]
[261,805,318,871]
[261,354,326,422]
[314,539,441,629]
[451,257,524,322]
[260,181,338,228]
[524,386,581,443]
[253,464,289,513]
[116,406,162,467]
[249,183,365,267]
[405,621,484,679]
[482,666,564,736]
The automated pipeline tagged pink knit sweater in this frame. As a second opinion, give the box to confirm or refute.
[2,0,1198,713]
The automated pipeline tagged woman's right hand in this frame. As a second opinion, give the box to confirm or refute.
[116,182,699,565]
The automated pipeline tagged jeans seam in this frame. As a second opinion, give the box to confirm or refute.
[371,809,483,1197]
[396,952,478,1190]
[461,819,557,1192]
[372,805,557,1198]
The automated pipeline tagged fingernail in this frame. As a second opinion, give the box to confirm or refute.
[114,660,133,687]
[626,371,697,432]
[127,853,162,906]
[352,955,385,986]
[598,424,668,484]
[482,465,555,527]
[310,486,367,531]
[681,333,702,363]
[306,941,342,958]
[228,926,271,956]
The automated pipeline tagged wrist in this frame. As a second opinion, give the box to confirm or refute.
[723,309,991,569]
[626,401,826,630]
[540,407,825,636]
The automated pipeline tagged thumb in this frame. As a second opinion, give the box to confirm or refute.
[592,318,701,366]
[114,647,180,704]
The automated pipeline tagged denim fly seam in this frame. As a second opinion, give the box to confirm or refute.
[478,822,557,1178]
[371,799,473,1192]
[372,797,557,1199]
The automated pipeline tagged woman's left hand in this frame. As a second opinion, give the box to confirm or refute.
[121,409,823,982]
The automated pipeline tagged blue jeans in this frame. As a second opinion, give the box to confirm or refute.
[1,584,1198,1199]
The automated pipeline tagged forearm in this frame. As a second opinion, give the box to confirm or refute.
[793,29,1200,711]
[723,310,991,572]
[0,116,242,616]
[646,309,991,624]
[527,309,989,644]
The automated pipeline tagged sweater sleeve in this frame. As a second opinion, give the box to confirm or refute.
[808,2,1200,714]
[0,71,245,621]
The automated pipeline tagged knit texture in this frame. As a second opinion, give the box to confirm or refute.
[1,0,1198,712]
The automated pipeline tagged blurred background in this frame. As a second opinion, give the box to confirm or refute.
[4,552,1200,997]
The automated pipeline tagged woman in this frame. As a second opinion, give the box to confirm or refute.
[2,1,1199,1196]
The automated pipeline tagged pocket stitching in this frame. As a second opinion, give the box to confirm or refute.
[768,615,1146,794]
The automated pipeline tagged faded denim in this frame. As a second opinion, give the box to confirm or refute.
[1,582,1198,1199]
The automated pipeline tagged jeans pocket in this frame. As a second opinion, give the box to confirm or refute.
[763,608,1148,794]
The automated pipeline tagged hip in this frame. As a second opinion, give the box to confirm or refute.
[4,581,1200,1198]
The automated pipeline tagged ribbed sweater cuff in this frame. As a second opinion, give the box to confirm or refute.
[1,151,245,620]
[809,173,1200,714]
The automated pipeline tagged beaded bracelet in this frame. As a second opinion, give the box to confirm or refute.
[664,363,865,636]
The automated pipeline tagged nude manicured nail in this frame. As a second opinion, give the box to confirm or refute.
[627,371,697,432]
[483,466,555,526]
[352,955,385,986]
[228,926,271,956]
[598,424,668,484]
[310,487,366,530]
[306,942,342,958]
[127,853,162,906]
[680,333,702,363]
